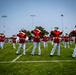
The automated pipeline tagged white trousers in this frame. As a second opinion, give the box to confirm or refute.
[72,47,76,58]
[62,41,64,45]
[0,42,1,48]
[75,43,76,48]
[43,42,48,48]
[64,42,69,48]
[16,43,26,55]
[70,41,72,44]
[13,43,16,49]
[50,43,60,56]
[0,42,4,49]
[50,41,53,45]
[31,42,41,55]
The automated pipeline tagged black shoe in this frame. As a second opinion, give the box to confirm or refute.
[32,54,34,56]
[72,57,75,58]
[16,52,19,55]
[50,55,53,57]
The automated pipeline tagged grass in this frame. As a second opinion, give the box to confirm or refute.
[0,42,76,75]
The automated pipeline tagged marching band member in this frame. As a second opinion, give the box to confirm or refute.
[11,35,17,49]
[69,36,73,45]
[16,29,26,55]
[61,34,64,45]
[50,27,62,56]
[50,35,53,45]
[64,33,70,48]
[0,34,1,48]
[71,25,76,58]
[42,35,49,48]
[31,26,42,56]
[0,33,5,49]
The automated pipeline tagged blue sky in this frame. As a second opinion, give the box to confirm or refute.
[0,0,76,37]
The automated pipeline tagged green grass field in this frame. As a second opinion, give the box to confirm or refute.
[0,42,76,75]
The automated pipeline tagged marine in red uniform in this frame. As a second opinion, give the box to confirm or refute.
[61,34,64,45]
[31,26,42,56]
[69,36,73,44]
[0,33,5,49]
[50,27,62,56]
[0,34,1,48]
[50,35,53,45]
[11,35,17,49]
[71,26,76,46]
[64,33,70,48]
[16,29,26,55]
[42,35,49,48]
[71,25,76,58]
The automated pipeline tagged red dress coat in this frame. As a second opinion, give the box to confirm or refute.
[12,37,17,43]
[17,32,26,43]
[51,30,62,43]
[71,29,76,43]
[64,36,69,42]
[31,29,42,42]
[42,35,48,42]
[1,34,5,42]
[50,36,53,41]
